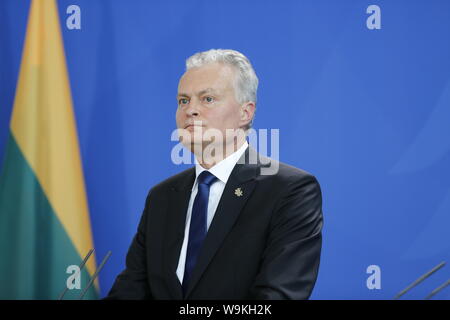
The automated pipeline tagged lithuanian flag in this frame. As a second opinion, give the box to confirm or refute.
[0,0,98,299]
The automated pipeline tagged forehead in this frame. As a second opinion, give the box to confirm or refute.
[178,62,235,94]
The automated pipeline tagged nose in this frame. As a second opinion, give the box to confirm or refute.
[185,99,200,117]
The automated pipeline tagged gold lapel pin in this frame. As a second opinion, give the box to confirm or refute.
[234,187,243,197]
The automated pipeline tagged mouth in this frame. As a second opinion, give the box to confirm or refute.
[184,124,205,130]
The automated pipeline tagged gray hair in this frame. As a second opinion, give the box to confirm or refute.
[186,49,258,129]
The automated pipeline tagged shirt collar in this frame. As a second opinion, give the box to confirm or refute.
[194,141,249,187]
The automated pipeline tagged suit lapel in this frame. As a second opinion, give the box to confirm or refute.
[184,146,261,298]
[162,168,195,300]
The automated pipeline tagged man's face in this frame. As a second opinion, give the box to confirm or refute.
[176,62,248,151]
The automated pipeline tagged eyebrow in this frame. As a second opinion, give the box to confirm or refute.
[177,88,218,98]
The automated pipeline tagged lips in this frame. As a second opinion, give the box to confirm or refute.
[184,123,204,129]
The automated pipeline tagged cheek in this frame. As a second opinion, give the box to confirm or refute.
[222,105,241,125]
[206,109,225,127]
[175,109,183,124]
[205,112,233,130]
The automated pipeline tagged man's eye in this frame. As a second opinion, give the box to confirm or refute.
[179,98,189,105]
[203,96,214,103]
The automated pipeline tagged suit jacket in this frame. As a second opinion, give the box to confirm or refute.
[106,146,323,300]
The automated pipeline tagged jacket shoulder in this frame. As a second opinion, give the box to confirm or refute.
[149,167,195,194]
[259,157,319,186]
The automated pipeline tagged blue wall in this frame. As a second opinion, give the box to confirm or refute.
[1,0,449,299]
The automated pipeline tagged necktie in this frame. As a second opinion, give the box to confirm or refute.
[182,171,217,295]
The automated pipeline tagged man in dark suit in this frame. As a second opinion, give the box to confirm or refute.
[106,49,323,300]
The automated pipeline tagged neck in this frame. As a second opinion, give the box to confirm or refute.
[194,138,246,169]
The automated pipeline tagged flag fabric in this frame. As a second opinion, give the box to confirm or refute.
[0,0,98,299]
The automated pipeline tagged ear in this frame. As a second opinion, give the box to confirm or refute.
[239,101,256,128]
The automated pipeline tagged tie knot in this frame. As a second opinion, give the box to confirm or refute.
[197,171,217,187]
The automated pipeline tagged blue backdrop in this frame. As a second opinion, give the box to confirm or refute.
[1,0,449,299]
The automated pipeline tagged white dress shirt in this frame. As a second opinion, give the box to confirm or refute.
[176,141,249,284]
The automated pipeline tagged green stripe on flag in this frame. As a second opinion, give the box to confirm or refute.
[0,134,97,300]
